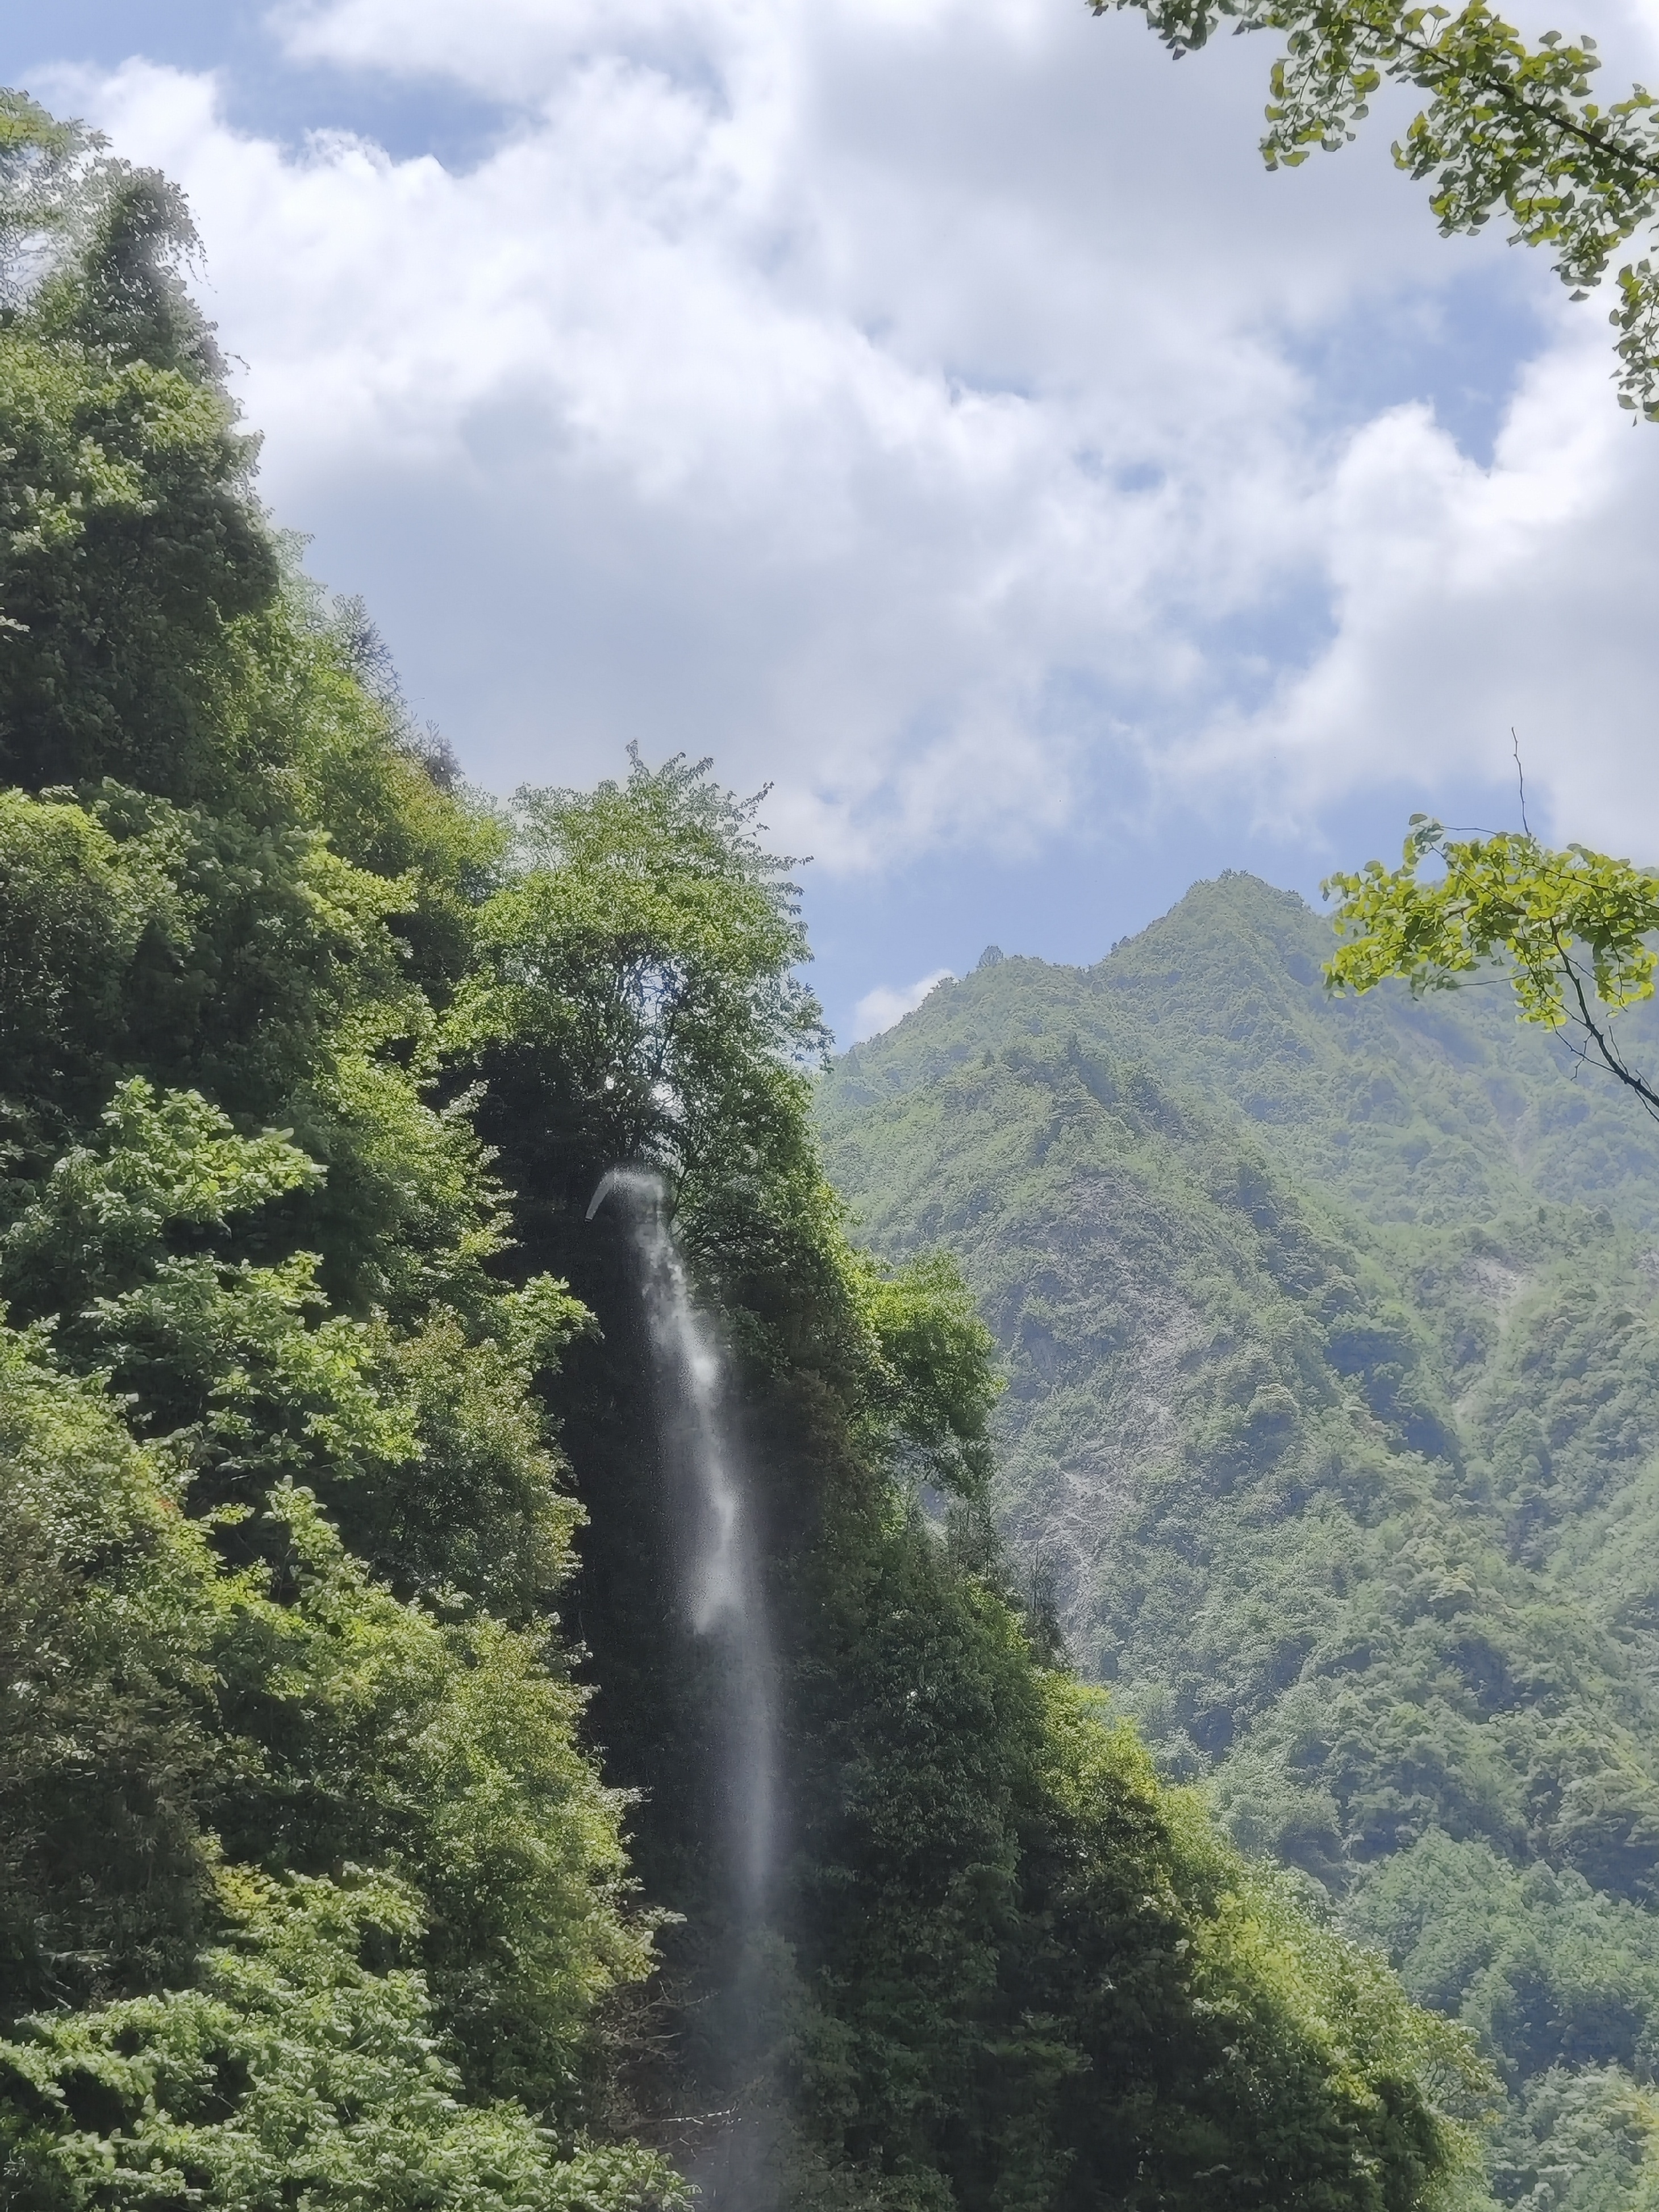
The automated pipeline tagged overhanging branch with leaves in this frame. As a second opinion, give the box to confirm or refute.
[1094,0,1659,416]
[1324,818,1659,1117]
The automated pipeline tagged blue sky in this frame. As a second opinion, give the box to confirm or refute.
[10,0,1658,1043]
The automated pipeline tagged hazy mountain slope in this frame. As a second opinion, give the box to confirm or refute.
[825,872,1659,1232]
[817,874,1659,2199]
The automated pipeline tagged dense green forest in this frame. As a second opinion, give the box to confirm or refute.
[819,875,1659,2211]
[0,92,1483,2212]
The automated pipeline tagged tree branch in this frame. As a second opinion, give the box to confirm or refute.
[1551,928,1659,1120]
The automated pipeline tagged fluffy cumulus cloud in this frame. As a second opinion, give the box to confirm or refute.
[34,0,1659,873]
[1187,311,1659,854]
[852,967,955,1043]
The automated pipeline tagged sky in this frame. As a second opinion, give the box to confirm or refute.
[7,0,1659,1043]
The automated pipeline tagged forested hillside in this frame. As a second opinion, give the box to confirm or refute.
[0,94,1479,2212]
[819,873,1659,2210]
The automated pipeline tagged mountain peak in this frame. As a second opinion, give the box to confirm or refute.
[824,873,1659,1235]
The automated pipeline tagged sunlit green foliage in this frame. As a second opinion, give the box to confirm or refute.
[0,91,102,304]
[856,1251,1003,1500]
[0,1309,650,2127]
[453,770,1474,2207]
[786,1565,1485,2211]
[0,288,273,793]
[449,749,824,1193]
[1094,0,1659,418]
[0,1318,218,2014]
[1327,820,1659,1122]
[0,1867,685,2212]
[0,98,660,2209]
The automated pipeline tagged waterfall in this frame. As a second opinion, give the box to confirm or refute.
[587,1166,777,1915]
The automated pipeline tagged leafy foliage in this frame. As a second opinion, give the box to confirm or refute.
[449,749,824,1197]
[0,103,661,2210]
[856,1251,1003,1500]
[1326,820,1659,1122]
[0,1868,685,2212]
[1094,0,1659,418]
[0,1318,218,2014]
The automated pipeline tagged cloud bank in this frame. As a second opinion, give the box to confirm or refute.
[852,968,956,1043]
[35,0,1659,875]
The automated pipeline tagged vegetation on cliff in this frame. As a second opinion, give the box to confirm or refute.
[0,92,1476,2211]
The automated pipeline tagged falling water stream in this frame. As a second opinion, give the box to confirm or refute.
[587,1163,778,1930]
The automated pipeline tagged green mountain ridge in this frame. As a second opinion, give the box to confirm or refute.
[818,873,1659,2207]
[827,873,1659,1232]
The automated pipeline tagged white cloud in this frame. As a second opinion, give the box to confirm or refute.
[1178,311,1659,853]
[34,0,1659,874]
[852,969,954,1042]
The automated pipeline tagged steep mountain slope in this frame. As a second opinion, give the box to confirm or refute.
[826,872,1659,1231]
[818,873,1659,2206]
